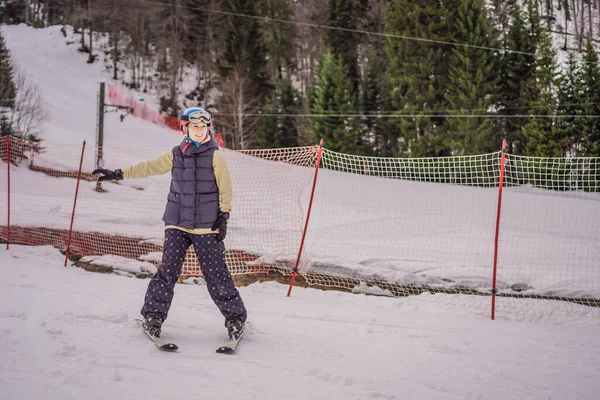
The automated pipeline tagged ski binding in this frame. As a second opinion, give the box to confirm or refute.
[135,318,178,352]
[216,332,243,354]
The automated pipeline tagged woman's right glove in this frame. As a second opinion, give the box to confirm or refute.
[92,168,123,181]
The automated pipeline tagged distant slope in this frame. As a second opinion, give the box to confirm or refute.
[2,24,179,150]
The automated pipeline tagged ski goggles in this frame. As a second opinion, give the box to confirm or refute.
[183,110,212,125]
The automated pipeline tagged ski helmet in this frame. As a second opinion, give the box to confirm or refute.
[180,107,212,136]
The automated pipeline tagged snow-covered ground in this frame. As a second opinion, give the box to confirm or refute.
[2,245,600,400]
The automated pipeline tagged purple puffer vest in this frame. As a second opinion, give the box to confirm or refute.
[162,137,220,229]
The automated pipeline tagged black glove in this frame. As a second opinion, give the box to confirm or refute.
[92,168,123,181]
[211,211,230,241]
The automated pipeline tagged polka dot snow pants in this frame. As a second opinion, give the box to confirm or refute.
[140,228,247,326]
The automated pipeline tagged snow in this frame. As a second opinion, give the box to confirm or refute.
[1,24,180,151]
[2,245,600,400]
[79,254,157,276]
[1,23,600,399]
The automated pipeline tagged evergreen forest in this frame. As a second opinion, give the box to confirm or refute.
[2,0,600,157]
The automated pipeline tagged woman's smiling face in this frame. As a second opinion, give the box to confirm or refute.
[188,122,208,142]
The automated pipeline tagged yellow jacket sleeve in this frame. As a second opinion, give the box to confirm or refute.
[213,150,232,213]
[122,150,173,179]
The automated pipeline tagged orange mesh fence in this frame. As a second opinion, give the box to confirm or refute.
[298,148,600,318]
[107,83,179,131]
[2,135,599,319]
[183,146,318,276]
[107,83,225,147]
[1,136,317,278]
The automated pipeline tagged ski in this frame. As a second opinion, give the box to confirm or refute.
[135,318,178,352]
[216,331,243,354]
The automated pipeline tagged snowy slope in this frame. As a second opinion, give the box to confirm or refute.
[2,24,179,149]
[2,245,600,400]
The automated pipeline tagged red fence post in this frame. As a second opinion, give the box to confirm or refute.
[491,139,507,320]
[287,140,324,297]
[64,141,86,266]
[5,136,10,250]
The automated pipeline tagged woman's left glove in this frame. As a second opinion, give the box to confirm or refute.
[211,211,230,241]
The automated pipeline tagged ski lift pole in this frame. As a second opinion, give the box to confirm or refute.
[96,83,105,192]
[95,82,133,192]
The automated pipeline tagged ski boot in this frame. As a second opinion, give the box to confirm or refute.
[142,315,163,337]
[226,319,245,341]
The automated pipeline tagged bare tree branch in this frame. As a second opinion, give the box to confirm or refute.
[216,68,262,149]
[9,66,48,139]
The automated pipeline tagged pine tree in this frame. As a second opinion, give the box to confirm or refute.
[331,56,363,154]
[384,0,455,157]
[0,29,16,109]
[0,1,6,23]
[221,0,269,97]
[0,29,16,137]
[219,0,270,149]
[326,0,362,89]
[256,0,296,81]
[0,113,10,137]
[257,112,280,149]
[446,0,500,155]
[309,50,361,153]
[522,28,564,157]
[277,76,301,148]
[256,75,300,148]
[555,52,581,155]
[360,50,395,156]
[309,51,338,149]
[577,39,600,157]
[498,2,538,154]
[0,0,25,24]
